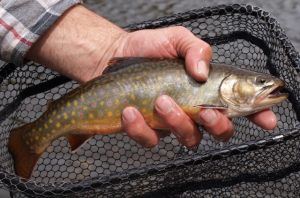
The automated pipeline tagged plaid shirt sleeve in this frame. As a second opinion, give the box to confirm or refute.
[0,0,82,66]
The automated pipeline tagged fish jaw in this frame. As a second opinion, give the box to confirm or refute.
[254,78,288,108]
[219,71,289,117]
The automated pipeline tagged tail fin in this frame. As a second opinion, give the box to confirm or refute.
[8,123,41,179]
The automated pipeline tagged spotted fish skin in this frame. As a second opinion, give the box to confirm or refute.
[8,58,287,179]
[22,59,228,153]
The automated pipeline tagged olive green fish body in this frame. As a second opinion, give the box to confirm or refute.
[8,58,288,179]
[28,59,227,149]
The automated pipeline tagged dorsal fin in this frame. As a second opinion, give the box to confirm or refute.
[103,57,164,74]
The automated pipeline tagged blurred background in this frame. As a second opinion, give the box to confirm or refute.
[86,0,300,51]
[1,0,299,197]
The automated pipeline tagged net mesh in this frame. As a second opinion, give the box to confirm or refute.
[0,4,299,197]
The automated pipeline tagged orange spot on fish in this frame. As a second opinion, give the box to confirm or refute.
[88,113,94,119]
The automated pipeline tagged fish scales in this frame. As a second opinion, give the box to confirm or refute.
[30,59,208,151]
[8,58,288,179]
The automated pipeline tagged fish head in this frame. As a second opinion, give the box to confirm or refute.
[220,71,288,117]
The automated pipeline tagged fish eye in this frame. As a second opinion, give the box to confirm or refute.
[256,77,267,85]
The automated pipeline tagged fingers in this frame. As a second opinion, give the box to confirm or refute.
[154,95,202,147]
[168,26,212,81]
[247,109,277,130]
[196,109,234,141]
[122,96,234,148]
[122,107,160,148]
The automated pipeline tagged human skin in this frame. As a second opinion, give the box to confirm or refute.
[26,5,277,148]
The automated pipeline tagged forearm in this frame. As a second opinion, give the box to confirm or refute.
[26,5,127,83]
[0,0,81,66]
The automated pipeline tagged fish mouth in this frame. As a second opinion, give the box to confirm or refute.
[255,79,288,106]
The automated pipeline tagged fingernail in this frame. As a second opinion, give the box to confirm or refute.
[122,108,136,123]
[199,109,217,125]
[197,60,209,79]
[155,95,174,114]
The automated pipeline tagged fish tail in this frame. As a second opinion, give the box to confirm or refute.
[8,123,41,179]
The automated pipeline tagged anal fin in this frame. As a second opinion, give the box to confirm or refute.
[66,120,122,152]
[67,134,93,152]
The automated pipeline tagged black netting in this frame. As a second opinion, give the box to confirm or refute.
[0,4,299,198]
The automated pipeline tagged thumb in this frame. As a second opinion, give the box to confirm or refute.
[166,26,212,81]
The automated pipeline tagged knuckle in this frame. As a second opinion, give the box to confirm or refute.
[160,39,177,57]
[173,26,190,34]
[201,42,212,54]
[171,26,194,41]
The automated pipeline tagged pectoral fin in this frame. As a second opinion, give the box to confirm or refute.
[67,134,93,152]
[182,104,228,121]
[193,104,228,110]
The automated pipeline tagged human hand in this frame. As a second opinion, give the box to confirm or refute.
[26,5,277,148]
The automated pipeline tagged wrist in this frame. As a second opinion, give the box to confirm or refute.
[26,5,128,83]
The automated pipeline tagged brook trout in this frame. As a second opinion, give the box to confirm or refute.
[8,58,288,179]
